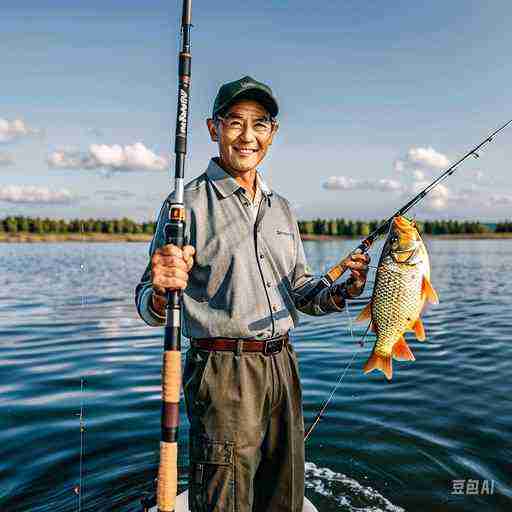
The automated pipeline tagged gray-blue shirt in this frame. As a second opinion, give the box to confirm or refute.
[135,158,342,339]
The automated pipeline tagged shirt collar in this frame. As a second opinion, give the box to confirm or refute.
[206,158,272,199]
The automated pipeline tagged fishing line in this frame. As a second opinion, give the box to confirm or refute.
[74,376,86,511]
[304,303,372,443]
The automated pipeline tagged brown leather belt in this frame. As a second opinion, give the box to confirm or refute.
[191,333,289,356]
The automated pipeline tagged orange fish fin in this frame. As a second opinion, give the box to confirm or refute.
[356,302,372,323]
[422,276,439,304]
[363,351,393,380]
[412,318,426,341]
[392,336,415,361]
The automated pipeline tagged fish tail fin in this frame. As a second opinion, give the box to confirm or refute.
[392,336,416,361]
[363,350,393,380]
[422,276,439,304]
[356,302,372,323]
[412,318,426,341]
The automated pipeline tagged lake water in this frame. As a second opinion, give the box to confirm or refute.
[0,239,511,511]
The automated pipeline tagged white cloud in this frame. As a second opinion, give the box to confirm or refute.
[47,149,92,169]
[394,146,450,174]
[95,189,136,201]
[47,142,169,172]
[413,182,450,211]
[323,176,403,192]
[0,152,14,166]
[0,185,76,204]
[488,194,512,206]
[406,181,479,211]
[0,118,40,143]
[323,176,358,190]
[413,170,424,181]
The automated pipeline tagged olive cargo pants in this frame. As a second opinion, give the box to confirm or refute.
[183,342,305,512]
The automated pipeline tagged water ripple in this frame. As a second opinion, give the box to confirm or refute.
[1,241,511,511]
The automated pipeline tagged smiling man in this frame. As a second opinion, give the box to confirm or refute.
[135,76,369,512]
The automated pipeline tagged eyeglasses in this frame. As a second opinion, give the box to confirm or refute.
[216,115,275,135]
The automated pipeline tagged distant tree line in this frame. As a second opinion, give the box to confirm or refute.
[0,216,156,235]
[1,216,510,236]
[298,218,505,235]
[495,221,512,233]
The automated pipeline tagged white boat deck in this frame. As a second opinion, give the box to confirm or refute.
[149,490,318,511]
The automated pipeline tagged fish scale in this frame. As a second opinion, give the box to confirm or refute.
[372,257,423,356]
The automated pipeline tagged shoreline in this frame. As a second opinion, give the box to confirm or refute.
[1,232,512,243]
[301,233,512,241]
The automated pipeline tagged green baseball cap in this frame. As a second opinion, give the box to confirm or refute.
[212,76,279,118]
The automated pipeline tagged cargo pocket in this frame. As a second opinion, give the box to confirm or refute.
[189,435,235,512]
[183,348,213,422]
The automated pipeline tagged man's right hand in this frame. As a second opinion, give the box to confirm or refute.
[150,244,195,314]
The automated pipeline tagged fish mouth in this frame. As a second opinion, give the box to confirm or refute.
[387,215,423,263]
[393,216,417,237]
[392,216,420,244]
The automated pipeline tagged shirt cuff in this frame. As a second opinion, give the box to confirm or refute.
[316,286,345,313]
[138,286,166,326]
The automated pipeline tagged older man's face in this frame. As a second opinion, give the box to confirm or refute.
[207,99,278,175]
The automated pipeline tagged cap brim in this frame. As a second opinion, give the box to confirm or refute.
[214,88,278,118]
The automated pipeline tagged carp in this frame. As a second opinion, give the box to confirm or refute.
[357,216,438,380]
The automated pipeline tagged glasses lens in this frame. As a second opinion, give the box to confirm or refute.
[220,117,272,134]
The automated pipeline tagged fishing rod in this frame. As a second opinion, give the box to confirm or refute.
[155,1,192,511]
[297,118,512,309]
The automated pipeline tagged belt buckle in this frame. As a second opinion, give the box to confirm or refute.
[263,337,283,356]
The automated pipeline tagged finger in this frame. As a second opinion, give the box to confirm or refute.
[183,245,195,258]
[153,277,188,290]
[155,267,189,281]
[351,253,370,263]
[185,256,194,271]
[350,269,364,281]
[345,260,369,272]
[154,255,189,271]
[183,245,195,271]
[156,244,184,258]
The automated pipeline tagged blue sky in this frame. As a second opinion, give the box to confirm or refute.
[1,0,511,221]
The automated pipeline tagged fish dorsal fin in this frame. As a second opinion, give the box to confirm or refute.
[363,351,393,380]
[422,276,439,304]
[392,336,416,361]
[412,318,426,341]
[356,302,372,322]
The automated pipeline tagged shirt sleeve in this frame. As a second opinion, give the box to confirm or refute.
[286,203,344,316]
[134,198,171,327]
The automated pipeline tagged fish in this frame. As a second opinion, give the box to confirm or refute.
[356,216,439,380]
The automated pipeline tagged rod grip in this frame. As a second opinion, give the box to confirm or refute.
[157,441,177,512]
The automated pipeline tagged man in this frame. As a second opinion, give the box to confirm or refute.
[135,76,369,512]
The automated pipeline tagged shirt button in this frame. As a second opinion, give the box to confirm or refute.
[272,304,278,312]
[266,281,272,287]
[259,254,265,259]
